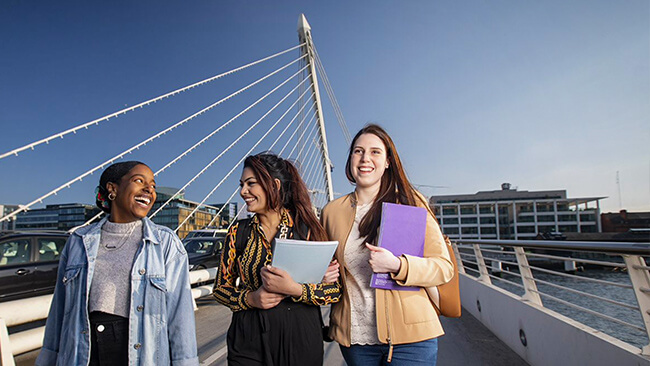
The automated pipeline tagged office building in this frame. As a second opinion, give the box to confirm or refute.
[0,205,20,231]
[151,187,221,239]
[15,203,101,232]
[430,183,604,240]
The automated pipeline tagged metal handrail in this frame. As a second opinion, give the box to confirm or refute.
[531,289,645,332]
[528,276,639,310]
[0,266,218,363]
[525,252,625,268]
[527,264,633,289]
[455,239,650,255]
[488,273,525,289]
[454,238,650,355]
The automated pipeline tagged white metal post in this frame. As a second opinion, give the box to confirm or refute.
[452,242,466,274]
[514,247,543,305]
[623,255,650,356]
[0,318,16,366]
[297,14,334,202]
[473,244,491,284]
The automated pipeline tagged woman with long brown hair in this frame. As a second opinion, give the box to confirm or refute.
[213,153,341,365]
[321,124,454,365]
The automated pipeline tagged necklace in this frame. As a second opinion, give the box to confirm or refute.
[103,221,139,250]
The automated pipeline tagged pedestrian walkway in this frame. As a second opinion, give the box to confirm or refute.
[15,305,527,366]
[323,310,528,366]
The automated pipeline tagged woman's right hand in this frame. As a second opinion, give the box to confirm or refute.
[246,287,285,309]
[321,259,340,283]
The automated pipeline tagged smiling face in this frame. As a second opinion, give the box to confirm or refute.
[240,167,270,215]
[106,164,157,223]
[349,133,389,192]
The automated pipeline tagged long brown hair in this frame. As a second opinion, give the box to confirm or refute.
[345,124,427,243]
[244,153,327,241]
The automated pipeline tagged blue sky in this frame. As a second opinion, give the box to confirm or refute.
[1,0,648,216]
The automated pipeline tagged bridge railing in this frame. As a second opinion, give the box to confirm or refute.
[453,239,650,357]
[0,267,219,366]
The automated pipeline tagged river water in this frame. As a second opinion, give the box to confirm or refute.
[483,268,647,349]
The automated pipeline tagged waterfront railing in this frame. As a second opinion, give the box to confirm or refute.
[454,239,650,359]
[0,268,217,366]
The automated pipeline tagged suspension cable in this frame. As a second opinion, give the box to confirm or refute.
[0,59,308,224]
[205,187,240,228]
[174,92,303,233]
[204,96,314,228]
[288,119,319,160]
[227,205,247,231]
[300,135,323,182]
[312,45,352,144]
[305,140,326,188]
[154,59,308,175]
[278,109,316,156]
[150,75,312,219]
[0,43,306,161]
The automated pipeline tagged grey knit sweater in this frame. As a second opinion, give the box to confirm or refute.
[89,219,143,318]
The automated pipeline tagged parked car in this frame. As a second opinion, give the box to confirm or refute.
[184,235,226,272]
[0,231,69,302]
[185,228,228,239]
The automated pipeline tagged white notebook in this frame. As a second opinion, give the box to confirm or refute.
[271,238,338,284]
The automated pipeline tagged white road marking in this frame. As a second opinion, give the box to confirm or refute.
[200,346,227,366]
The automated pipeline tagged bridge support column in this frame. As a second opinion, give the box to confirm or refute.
[297,14,334,202]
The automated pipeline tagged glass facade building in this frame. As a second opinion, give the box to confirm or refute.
[430,184,604,240]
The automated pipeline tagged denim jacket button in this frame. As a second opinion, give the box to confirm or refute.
[139,268,146,275]
[134,343,141,350]
[137,305,144,312]
[97,325,105,332]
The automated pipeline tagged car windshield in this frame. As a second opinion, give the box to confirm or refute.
[184,239,217,254]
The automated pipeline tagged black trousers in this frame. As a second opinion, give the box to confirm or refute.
[227,299,323,366]
[89,311,129,366]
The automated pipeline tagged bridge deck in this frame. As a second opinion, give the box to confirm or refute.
[15,302,527,366]
[323,309,528,366]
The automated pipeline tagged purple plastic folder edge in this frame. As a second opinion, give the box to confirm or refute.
[370,202,427,291]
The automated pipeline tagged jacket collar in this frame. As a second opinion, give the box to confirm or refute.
[73,216,161,245]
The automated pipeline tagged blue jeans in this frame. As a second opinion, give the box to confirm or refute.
[340,338,438,366]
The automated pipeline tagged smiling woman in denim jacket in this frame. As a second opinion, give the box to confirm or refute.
[36,161,198,366]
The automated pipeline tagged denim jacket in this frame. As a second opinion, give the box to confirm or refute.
[35,217,198,366]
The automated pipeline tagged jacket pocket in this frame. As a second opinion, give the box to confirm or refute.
[62,266,83,316]
[147,276,167,327]
[400,290,436,324]
[149,276,167,293]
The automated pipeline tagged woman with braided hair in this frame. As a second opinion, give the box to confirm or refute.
[37,161,198,366]
[213,152,341,366]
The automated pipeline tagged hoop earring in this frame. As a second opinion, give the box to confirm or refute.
[108,192,116,201]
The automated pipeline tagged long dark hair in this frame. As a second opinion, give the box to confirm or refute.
[243,153,327,241]
[345,124,427,244]
[96,161,147,214]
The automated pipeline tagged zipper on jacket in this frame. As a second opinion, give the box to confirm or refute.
[384,290,393,362]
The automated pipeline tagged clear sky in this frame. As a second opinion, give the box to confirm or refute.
[1,0,648,215]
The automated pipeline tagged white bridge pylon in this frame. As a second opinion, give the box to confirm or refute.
[0,14,350,232]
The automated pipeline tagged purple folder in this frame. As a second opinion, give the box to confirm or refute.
[370,202,427,291]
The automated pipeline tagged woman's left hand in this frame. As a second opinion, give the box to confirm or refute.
[261,266,303,297]
[366,243,401,274]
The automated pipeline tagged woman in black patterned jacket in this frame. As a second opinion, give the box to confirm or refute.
[213,153,341,366]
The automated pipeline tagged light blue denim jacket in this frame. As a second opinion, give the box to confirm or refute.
[36,217,198,366]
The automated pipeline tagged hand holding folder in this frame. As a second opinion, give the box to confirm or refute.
[271,238,339,284]
[370,202,427,291]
